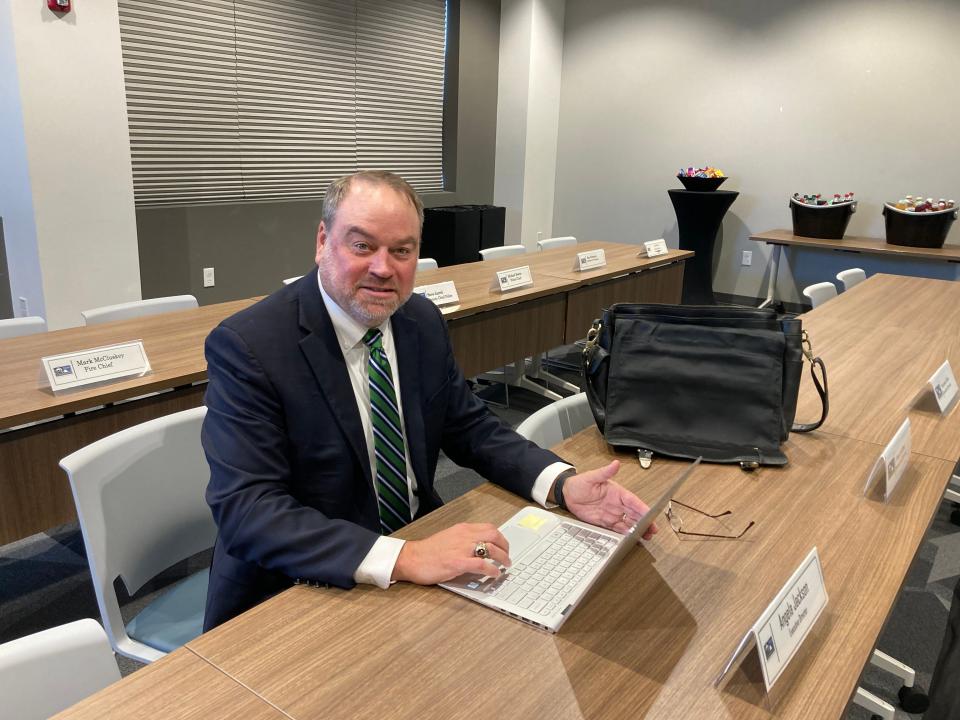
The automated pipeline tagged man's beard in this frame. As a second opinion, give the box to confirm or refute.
[318,255,409,327]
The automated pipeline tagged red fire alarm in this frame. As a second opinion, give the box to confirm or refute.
[47,0,71,13]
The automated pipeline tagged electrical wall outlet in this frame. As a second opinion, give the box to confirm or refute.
[203,267,215,287]
[741,250,753,266]
[18,297,28,316]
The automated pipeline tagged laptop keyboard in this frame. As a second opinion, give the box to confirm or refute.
[464,523,617,617]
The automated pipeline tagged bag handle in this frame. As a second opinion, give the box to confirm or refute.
[792,331,829,433]
[582,321,608,432]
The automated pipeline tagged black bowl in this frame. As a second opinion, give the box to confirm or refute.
[678,175,727,191]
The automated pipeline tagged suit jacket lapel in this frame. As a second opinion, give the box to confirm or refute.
[391,307,428,500]
[296,277,372,487]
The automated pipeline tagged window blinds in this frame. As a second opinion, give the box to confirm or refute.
[118,0,446,206]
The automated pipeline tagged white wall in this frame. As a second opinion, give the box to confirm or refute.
[553,0,960,303]
[0,1,43,321]
[0,0,140,329]
[494,0,565,248]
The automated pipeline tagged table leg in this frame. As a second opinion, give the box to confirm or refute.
[759,244,783,309]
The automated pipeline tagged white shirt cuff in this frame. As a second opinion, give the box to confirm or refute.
[353,536,406,588]
[531,462,576,508]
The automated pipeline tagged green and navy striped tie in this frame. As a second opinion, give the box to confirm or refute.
[363,328,411,534]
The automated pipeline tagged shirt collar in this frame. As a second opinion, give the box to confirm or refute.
[316,269,389,354]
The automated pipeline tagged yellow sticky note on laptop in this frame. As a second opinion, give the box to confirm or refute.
[517,514,548,531]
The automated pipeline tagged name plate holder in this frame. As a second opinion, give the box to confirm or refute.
[414,280,460,308]
[571,249,607,271]
[491,265,534,293]
[920,360,958,416]
[41,341,151,394]
[637,238,669,258]
[715,548,828,698]
[864,418,911,501]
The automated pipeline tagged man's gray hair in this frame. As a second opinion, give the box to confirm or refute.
[321,170,424,230]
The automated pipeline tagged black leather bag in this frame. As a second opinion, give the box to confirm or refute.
[582,304,828,468]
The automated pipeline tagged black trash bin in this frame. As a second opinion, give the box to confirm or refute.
[421,205,505,266]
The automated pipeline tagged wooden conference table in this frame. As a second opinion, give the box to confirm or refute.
[0,241,689,545]
[57,273,960,719]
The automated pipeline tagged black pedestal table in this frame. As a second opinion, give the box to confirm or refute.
[668,189,738,304]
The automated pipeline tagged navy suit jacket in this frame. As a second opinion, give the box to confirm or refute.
[201,273,563,629]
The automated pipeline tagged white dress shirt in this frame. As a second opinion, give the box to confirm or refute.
[317,271,572,588]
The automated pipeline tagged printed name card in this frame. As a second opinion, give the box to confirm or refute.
[929,361,958,414]
[638,239,668,258]
[41,341,150,392]
[572,249,607,271]
[491,265,534,292]
[715,548,828,692]
[864,418,911,501]
[413,280,460,307]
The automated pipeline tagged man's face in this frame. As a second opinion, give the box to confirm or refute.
[315,181,420,327]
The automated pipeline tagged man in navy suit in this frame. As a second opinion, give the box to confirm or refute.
[201,171,653,630]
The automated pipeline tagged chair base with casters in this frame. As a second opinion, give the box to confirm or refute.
[60,406,217,664]
[853,649,930,719]
[0,619,121,720]
[475,358,565,407]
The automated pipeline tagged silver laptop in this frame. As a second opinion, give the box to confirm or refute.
[440,457,701,632]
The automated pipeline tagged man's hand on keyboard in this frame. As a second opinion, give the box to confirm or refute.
[391,522,511,585]
[562,460,657,539]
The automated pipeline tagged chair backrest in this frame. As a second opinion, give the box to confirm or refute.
[480,244,527,261]
[0,316,46,340]
[0,619,120,720]
[417,257,439,272]
[537,236,577,251]
[282,276,302,286]
[59,406,216,661]
[836,268,866,292]
[515,393,594,449]
[81,295,198,325]
[802,281,838,309]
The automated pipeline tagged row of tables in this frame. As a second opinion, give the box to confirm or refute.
[0,241,690,545]
[54,272,960,719]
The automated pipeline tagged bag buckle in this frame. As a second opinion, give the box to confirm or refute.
[801,330,814,362]
[637,449,653,469]
[739,447,762,471]
[584,320,602,357]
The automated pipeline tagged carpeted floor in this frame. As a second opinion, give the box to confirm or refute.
[1,363,958,717]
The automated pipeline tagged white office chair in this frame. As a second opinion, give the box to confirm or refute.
[0,619,121,720]
[537,236,577,251]
[81,295,198,325]
[836,268,866,292]
[60,406,216,663]
[0,316,46,339]
[802,282,838,309]
[516,393,594,448]
[417,257,439,272]
[479,244,527,261]
[283,276,302,286]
